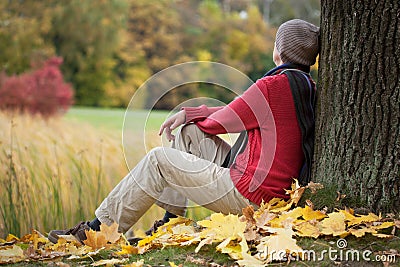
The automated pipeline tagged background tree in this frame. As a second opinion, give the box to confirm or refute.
[314,0,399,212]
[50,0,127,106]
[0,0,55,74]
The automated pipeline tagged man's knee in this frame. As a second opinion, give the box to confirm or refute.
[179,123,202,138]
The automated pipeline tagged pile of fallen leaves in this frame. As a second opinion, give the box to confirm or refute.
[1,180,399,266]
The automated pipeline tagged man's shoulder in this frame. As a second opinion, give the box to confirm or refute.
[256,73,289,88]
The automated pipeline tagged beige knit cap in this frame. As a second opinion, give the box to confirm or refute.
[275,19,320,66]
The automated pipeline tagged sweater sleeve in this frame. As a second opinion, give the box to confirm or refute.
[183,80,270,135]
[183,105,224,123]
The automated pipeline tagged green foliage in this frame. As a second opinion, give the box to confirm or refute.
[0,0,320,108]
[50,0,128,106]
[0,0,55,74]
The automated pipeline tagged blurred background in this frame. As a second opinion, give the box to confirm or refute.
[0,0,320,238]
[0,0,319,110]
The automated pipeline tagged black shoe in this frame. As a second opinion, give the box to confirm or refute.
[48,221,90,244]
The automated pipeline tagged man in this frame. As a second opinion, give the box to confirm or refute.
[49,19,319,243]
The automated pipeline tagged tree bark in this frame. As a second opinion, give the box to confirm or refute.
[314,0,400,212]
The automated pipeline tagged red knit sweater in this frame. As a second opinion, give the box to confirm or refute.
[183,74,304,205]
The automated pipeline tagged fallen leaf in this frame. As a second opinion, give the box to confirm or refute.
[100,222,121,243]
[302,205,326,221]
[284,179,305,205]
[305,199,314,209]
[123,259,144,267]
[320,212,347,237]
[171,224,195,235]
[348,227,377,237]
[242,206,256,225]
[0,245,25,264]
[197,213,246,240]
[346,212,380,226]
[256,228,303,263]
[254,210,276,228]
[237,252,265,267]
[91,258,128,266]
[335,191,346,202]
[306,181,324,194]
[83,229,107,249]
[371,233,393,238]
[195,236,214,253]
[169,261,182,267]
[372,221,395,230]
[5,234,19,242]
[269,207,303,228]
[116,244,138,255]
[295,221,320,238]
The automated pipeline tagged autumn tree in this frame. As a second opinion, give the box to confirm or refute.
[50,0,128,106]
[0,0,55,74]
[314,0,399,212]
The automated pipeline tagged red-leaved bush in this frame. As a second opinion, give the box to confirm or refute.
[0,57,74,117]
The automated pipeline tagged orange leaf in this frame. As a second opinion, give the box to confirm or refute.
[83,229,107,249]
[242,206,256,225]
[99,222,121,243]
[284,179,305,205]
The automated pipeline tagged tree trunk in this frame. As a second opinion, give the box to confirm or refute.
[314,0,400,212]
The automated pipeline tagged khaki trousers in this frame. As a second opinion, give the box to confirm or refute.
[95,124,251,232]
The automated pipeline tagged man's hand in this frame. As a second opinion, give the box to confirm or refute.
[158,110,186,141]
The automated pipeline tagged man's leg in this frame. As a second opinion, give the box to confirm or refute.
[155,124,231,215]
[95,146,248,233]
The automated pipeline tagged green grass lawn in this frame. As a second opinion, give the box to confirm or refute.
[65,106,170,132]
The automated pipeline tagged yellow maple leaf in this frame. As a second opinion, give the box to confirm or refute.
[215,232,249,260]
[83,229,107,249]
[171,224,195,235]
[197,213,246,240]
[116,244,138,255]
[157,217,192,234]
[348,227,377,237]
[100,222,121,243]
[269,207,303,228]
[256,228,303,263]
[295,221,320,238]
[346,212,381,227]
[302,205,327,221]
[266,198,292,212]
[372,221,395,230]
[320,212,348,237]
